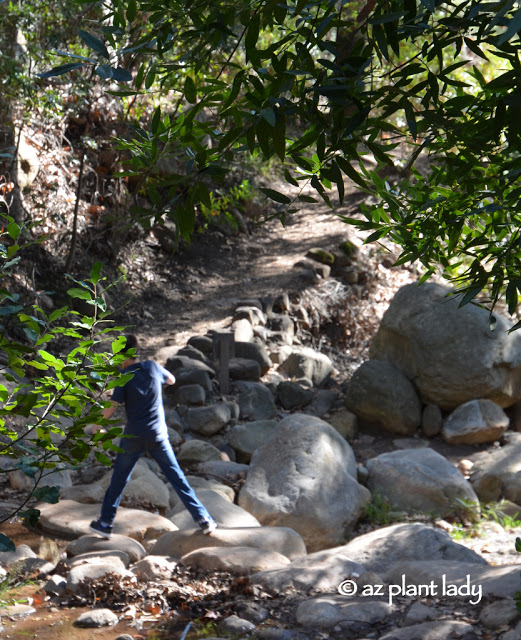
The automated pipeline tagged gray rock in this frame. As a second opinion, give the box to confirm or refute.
[165,408,185,432]
[228,420,278,463]
[167,427,183,446]
[268,314,295,344]
[328,409,358,441]
[180,545,290,574]
[422,404,443,438]
[341,523,487,573]
[479,598,521,629]
[60,484,105,504]
[219,615,255,634]
[67,550,131,568]
[67,535,146,563]
[239,414,369,551]
[176,345,213,367]
[235,381,277,420]
[234,601,268,624]
[165,356,215,376]
[471,433,521,502]
[67,561,132,594]
[169,368,213,391]
[379,620,475,640]
[131,556,177,581]
[185,404,231,436]
[0,544,36,567]
[278,347,333,386]
[370,281,521,410]
[295,595,392,628]
[151,526,306,560]
[74,609,119,628]
[234,306,267,326]
[43,574,67,595]
[171,489,261,529]
[366,448,480,519]
[197,460,249,483]
[235,341,272,374]
[187,335,214,354]
[442,398,510,444]
[404,602,441,625]
[277,381,313,410]
[177,440,223,466]
[345,360,422,435]
[98,459,170,510]
[250,547,365,593]
[305,389,337,417]
[229,357,261,381]
[38,500,176,541]
[233,318,254,342]
[384,560,520,600]
[172,383,206,406]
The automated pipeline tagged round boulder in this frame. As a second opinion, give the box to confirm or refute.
[345,360,422,435]
[442,399,509,444]
[238,414,370,552]
[370,281,521,410]
[366,448,480,519]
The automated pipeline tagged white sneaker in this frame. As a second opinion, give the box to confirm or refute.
[199,519,217,535]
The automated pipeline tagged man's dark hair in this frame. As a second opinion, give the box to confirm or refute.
[123,334,139,355]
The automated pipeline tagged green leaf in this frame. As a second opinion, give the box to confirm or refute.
[90,262,103,285]
[32,485,60,504]
[259,107,276,127]
[112,67,133,82]
[151,106,161,134]
[259,188,291,204]
[185,76,197,104]
[127,0,137,21]
[19,508,40,527]
[96,64,113,80]
[37,63,85,78]
[497,7,521,45]
[0,533,15,552]
[78,29,110,60]
[245,14,260,63]
[7,223,20,240]
[67,287,91,300]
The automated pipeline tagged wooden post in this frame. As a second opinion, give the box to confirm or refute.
[212,330,235,394]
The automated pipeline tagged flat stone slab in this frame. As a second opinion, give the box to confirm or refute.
[384,560,521,601]
[37,500,177,541]
[296,595,393,628]
[66,534,147,563]
[180,546,290,574]
[250,547,365,594]
[150,526,306,560]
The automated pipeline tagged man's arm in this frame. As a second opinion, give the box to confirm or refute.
[165,372,175,385]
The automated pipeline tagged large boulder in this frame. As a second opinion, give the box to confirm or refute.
[170,489,261,529]
[345,360,422,435]
[37,500,177,541]
[370,282,521,410]
[238,414,371,551]
[98,459,170,511]
[341,523,486,573]
[442,399,509,444]
[366,448,480,519]
[179,546,290,575]
[470,433,521,502]
[150,526,306,560]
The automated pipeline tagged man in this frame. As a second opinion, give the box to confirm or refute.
[89,334,216,538]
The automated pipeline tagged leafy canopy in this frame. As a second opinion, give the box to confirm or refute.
[40,0,521,315]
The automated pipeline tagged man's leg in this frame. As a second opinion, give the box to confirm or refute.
[98,446,142,525]
[150,439,213,525]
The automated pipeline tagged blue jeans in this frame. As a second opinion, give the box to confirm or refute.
[100,436,211,526]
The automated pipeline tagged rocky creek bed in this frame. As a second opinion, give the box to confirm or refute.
[4,198,521,640]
